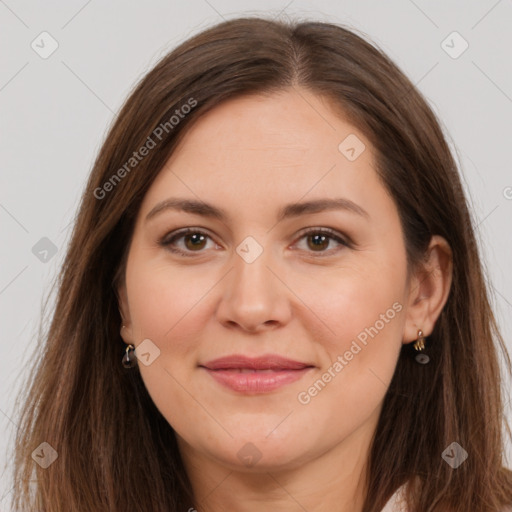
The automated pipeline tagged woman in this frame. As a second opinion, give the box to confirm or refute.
[10,16,512,512]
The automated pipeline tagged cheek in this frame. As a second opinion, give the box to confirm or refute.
[294,289,403,440]
[126,255,213,347]
[300,256,405,351]
[125,259,216,431]
[298,258,405,409]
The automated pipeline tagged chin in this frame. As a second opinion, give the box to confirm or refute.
[204,432,311,472]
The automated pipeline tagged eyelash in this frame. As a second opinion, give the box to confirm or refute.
[158,227,350,258]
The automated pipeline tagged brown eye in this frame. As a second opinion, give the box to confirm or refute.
[183,232,207,251]
[295,228,349,256]
[160,228,216,257]
[306,233,330,251]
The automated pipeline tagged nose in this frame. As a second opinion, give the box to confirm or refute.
[215,243,292,333]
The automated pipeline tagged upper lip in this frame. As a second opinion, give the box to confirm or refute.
[200,354,313,371]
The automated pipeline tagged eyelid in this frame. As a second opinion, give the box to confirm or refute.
[292,227,351,256]
[159,226,351,257]
[158,227,219,257]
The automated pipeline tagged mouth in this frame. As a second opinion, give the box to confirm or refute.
[199,354,315,393]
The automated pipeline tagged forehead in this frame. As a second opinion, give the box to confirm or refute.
[138,88,394,227]
[173,89,365,162]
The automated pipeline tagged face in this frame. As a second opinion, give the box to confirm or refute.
[118,88,416,475]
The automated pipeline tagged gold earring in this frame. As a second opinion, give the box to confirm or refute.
[122,343,137,368]
[120,325,137,368]
[413,329,430,364]
[413,330,425,350]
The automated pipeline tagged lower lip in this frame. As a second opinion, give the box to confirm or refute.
[202,368,313,393]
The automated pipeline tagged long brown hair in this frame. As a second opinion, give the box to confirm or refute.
[9,16,512,511]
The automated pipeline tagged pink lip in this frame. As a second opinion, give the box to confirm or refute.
[200,354,314,393]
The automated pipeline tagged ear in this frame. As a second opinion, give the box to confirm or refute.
[403,235,453,343]
[116,280,134,344]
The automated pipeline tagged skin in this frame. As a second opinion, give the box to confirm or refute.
[118,87,453,512]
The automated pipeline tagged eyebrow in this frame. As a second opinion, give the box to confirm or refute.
[145,197,370,223]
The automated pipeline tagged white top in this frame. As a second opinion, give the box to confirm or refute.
[380,484,407,512]
[380,483,512,512]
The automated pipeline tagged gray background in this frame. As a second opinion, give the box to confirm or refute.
[1,0,511,507]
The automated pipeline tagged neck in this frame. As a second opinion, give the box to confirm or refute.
[178,417,377,512]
